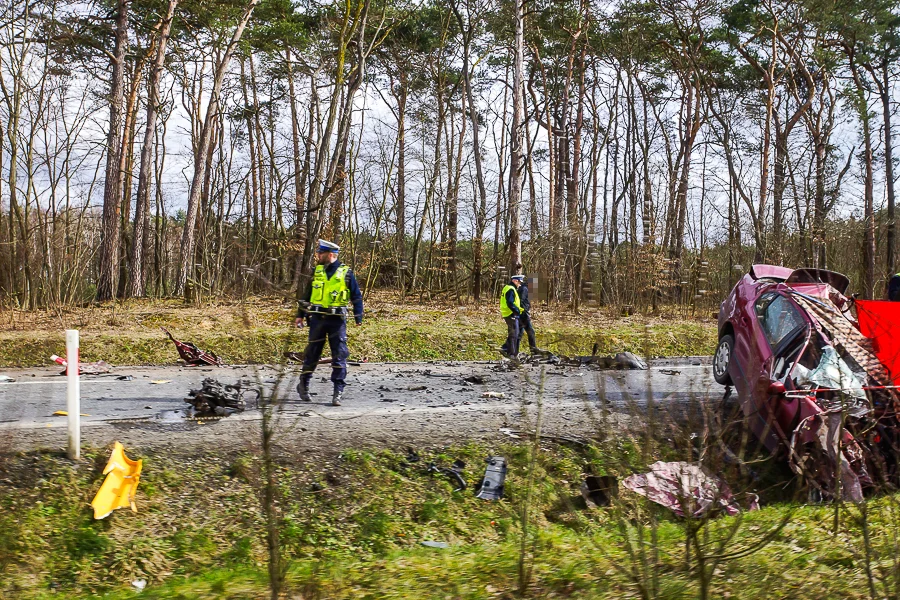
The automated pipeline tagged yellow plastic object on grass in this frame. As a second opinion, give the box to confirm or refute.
[91,442,142,519]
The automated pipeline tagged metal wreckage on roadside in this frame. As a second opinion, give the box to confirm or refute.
[516,347,649,370]
[161,327,224,366]
[183,378,259,416]
[715,265,900,502]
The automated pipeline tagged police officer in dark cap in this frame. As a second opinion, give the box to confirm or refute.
[514,266,544,354]
[294,239,363,406]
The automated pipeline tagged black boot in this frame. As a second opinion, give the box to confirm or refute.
[296,379,312,402]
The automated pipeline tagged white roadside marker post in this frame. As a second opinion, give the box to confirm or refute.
[66,329,80,460]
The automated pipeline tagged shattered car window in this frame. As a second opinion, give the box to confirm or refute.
[773,332,808,380]
[756,293,805,348]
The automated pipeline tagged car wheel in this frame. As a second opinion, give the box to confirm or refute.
[713,334,734,385]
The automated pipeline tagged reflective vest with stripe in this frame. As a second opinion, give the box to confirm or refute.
[311,264,350,308]
[500,284,522,318]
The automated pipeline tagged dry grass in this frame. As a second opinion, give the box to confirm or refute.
[0,293,718,367]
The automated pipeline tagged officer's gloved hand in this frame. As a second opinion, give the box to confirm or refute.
[294,317,305,329]
[355,319,363,327]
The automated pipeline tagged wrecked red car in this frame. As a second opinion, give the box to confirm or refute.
[715,265,900,500]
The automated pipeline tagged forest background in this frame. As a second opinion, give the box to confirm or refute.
[0,0,895,313]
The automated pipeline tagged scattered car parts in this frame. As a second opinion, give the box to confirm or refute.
[622,461,757,517]
[581,475,617,508]
[50,354,111,375]
[183,378,259,416]
[91,441,142,519]
[161,327,223,366]
[476,456,507,500]
[427,459,466,491]
[522,350,648,370]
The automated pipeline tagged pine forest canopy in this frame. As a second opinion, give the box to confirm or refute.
[0,0,898,309]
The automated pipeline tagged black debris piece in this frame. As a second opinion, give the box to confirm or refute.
[475,456,507,500]
[427,459,467,491]
[581,475,617,508]
[463,375,487,385]
[184,378,259,416]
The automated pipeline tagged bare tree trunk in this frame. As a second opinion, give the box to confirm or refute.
[285,46,306,282]
[129,0,178,298]
[117,53,149,298]
[869,58,897,279]
[507,0,525,271]
[96,0,129,301]
[849,50,875,298]
[884,59,896,279]
[451,0,489,300]
[394,75,407,265]
[176,0,260,296]
[410,80,445,290]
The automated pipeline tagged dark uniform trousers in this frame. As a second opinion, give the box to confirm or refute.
[502,316,520,356]
[517,312,537,350]
[301,315,350,392]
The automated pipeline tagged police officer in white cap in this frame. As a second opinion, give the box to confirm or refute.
[294,239,363,406]
[499,274,525,358]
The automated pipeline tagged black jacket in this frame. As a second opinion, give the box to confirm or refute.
[518,282,531,312]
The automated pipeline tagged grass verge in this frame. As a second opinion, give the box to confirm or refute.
[0,439,890,599]
[0,295,717,366]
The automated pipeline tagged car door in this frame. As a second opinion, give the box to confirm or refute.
[729,283,765,404]
[751,292,808,451]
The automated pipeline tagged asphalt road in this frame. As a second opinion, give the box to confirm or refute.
[0,358,718,452]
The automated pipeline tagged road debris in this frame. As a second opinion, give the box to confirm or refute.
[420,541,449,549]
[184,378,259,416]
[463,375,487,384]
[622,461,757,517]
[284,351,365,366]
[498,428,520,439]
[482,391,505,399]
[52,411,90,417]
[423,370,452,378]
[427,459,466,491]
[522,349,648,370]
[161,327,223,366]
[150,380,171,385]
[475,456,507,500]
[0,375,14,382]
[659,369,681,376]
[132,579,147,592]
[581,475,617,508]
[91,441,142,519]
[50,355,111,375]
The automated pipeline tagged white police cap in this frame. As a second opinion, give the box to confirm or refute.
[317,239,340,252]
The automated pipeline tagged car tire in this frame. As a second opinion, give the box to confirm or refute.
[713,334,734,386]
